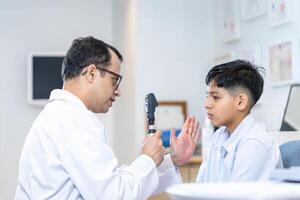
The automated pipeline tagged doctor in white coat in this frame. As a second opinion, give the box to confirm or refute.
[16,36,200,200]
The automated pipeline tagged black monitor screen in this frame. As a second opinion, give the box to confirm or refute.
[280,84,300,131]
[32,56,64,99]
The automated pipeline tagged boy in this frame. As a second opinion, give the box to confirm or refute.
[197,60,282,182]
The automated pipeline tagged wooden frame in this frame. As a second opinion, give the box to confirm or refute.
[144,101,187,130]
[155,101,187,130]
[154,101,187,147]
[158,101,187,120]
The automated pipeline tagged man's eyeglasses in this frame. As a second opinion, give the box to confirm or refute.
[96,67,122,90]
[81,66,122,90]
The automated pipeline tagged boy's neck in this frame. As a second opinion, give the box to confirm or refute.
[226,112,250,134]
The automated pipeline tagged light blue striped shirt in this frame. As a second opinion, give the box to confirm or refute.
[196,114,282,182]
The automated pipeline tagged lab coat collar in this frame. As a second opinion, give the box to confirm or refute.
[49,89,87,110]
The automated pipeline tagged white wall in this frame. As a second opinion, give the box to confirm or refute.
[109,0,215,161]
[133,0,215,156]
[0,1,113,199]
[213,0,300,131]
[111,0,138,164]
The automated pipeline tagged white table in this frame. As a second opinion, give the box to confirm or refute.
[167,182,300,200]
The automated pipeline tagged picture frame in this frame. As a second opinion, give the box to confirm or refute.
[220,0,241,42]
[268,0,295,27]
[238,46,262,66]
[214,52,237,65]
[27,52,65,106]
[155,101,187,130]
[154,101,187,147]
[241,0,267,21]
[265,39,300,86]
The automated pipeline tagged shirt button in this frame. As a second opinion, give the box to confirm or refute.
[220,147,227,157]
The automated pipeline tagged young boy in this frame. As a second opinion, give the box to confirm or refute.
[197,60,282,182]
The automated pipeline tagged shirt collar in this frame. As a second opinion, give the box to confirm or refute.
[215,113,255,154]
[49,89,87,110]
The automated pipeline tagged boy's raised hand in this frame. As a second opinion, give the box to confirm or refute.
[170,116,200,166]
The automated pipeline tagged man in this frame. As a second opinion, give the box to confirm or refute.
[16,36,199,199]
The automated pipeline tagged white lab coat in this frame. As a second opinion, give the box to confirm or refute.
[15,89,181,200]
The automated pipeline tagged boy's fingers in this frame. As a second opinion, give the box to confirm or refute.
[170,128,176,145]
[192,121,200,138]
[182,117,191,133]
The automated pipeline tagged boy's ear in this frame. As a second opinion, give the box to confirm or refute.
[236,93,248,111]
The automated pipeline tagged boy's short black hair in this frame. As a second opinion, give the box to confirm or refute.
[205,59,264,108]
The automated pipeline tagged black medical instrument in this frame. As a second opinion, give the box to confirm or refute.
[145,93,158,136]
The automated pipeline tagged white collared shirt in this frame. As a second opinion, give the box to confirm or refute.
[16,89,180,200]
[197,114,282,183]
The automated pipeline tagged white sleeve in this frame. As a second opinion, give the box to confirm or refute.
[152,154,182,195]
[58,128,159,200]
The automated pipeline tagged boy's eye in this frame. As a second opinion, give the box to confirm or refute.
[213,96,220,100]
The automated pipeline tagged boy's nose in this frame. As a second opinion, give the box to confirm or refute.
[204,99,211,109]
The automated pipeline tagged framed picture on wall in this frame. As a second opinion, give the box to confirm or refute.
[220,0,241,42]
[238,46,262,66]
[266,40,300,86]
[214,52,237,65]
[241,0,267,21]
[268,0,295,27]
[154,101,187,147]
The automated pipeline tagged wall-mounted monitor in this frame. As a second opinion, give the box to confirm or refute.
[280,84,300,131]
[27,53,64,106]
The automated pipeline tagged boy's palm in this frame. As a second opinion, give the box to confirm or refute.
[170,117,200,166]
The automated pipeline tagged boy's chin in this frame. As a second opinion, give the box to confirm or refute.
[211,121,222,128]
[210,120,218,127]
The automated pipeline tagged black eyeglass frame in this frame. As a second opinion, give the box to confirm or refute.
[96,66,122,90]
[81,65,123,90]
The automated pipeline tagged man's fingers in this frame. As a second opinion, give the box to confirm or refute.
[161,149,166,158]
[155,130,162,138]
[142,136,150,145]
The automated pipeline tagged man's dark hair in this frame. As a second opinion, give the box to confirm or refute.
[205,59,264,108]
[61,36,123,81]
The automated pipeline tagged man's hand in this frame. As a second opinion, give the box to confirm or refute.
[142,131,165,166]
[170,116,200,166]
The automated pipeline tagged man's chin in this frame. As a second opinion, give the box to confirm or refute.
[101,106,110,113]
[93,106,110,113]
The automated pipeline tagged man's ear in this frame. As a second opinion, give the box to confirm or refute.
[236,93,249,111]
[85,65,98,83]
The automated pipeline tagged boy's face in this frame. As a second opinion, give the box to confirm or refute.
[205,83,240,129]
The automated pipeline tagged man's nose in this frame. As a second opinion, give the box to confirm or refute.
[114,88,121,97]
